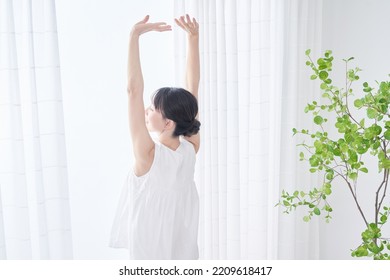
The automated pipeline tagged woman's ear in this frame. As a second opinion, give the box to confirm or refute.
[165,119,175,130]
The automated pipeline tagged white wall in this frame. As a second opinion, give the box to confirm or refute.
[320,0,390,259]
[55,0,174,259]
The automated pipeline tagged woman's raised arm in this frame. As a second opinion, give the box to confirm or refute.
[127,15,171,175]
[175,15,200,152]
[175,14,200,100]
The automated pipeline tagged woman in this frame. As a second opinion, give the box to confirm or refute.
[110,14,201,260]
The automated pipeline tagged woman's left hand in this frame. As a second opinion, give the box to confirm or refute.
[174,14,199,37]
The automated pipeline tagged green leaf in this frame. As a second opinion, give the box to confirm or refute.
[381,215,387,223]
[349,172,358,180]
[369,223,378,230]
[310,156,320,167]
[364,128,374,140]
[324,205,333,212]
[363,87,372,92]
[320,83,328,90]
[381,159,390,169]
[368,243,382,254]
[367,108,377,119]
[345,133,354,144]
[319,71,329,80]
[326,172,334,180]
[372,125,382,135]
[319,64,327,70]
[360,167,368,173]
[317,58,325,65]
[305,49,311,55]
[303,216,310,222]
[333,148,341,156]
[283,200,290,206]
[354,246,369,257]
[371,141,381,150]
[310,74,318,80]
[348,150,358,163]
[340,143,349,153]
[324,188,332,195]
[384,130,390,140]
[314,116,324,125]
[354,99,363,108]
[314,140,323,151]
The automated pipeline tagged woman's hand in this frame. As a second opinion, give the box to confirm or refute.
[131,15,172,36]
[174,14,199,37]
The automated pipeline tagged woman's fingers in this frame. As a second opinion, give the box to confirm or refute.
[193,17,199,28]
[133,17,172,35]
[149,22,172,32]
[152,21,168,26]
[136,15,149,25]
[174,18,185,29]
[174,14,199,35]
[154,23,172,32]
[186,14,191,24]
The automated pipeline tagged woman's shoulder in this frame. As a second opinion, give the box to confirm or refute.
[181,137,197,154]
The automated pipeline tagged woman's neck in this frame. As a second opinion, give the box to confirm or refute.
[159,132,180,151]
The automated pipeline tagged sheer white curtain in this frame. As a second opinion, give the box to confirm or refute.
[174,0,322,259]
[0,0,72,259]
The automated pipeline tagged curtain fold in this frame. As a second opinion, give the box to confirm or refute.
[0,0,72,259]
[277,0,323,259]
[174,0,322,259]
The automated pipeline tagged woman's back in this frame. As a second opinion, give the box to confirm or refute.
[110,138,199,259]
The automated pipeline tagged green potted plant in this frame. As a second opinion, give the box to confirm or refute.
[278,49,390,259]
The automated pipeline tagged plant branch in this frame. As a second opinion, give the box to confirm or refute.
[346,180,369,226]
[376,140,389,221]
[376,169,388,224]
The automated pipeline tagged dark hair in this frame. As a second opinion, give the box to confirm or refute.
[152,87,201,137]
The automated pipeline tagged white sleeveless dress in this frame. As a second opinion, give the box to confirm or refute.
[109,137,199,259]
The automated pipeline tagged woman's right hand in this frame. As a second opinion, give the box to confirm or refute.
[131,15,172,36]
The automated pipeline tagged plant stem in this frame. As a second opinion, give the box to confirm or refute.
[377,141,389,213]
[345,89,364,130]
[375,169,388,224]
[346,180,369,227]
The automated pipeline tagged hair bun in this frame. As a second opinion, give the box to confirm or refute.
[188,119,201,136]
[176,119,201,137]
